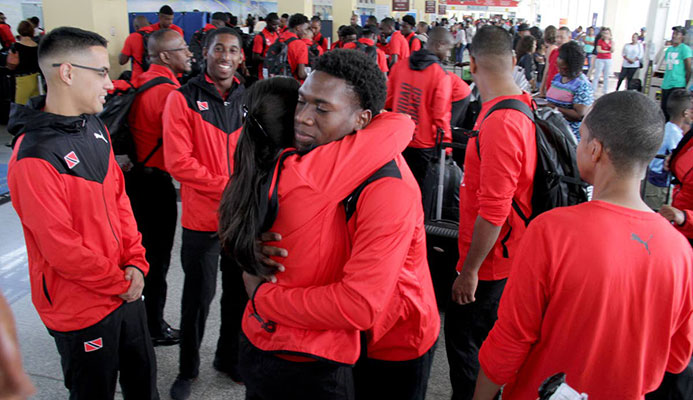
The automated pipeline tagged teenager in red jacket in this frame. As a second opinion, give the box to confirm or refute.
[150,5,184,37]
[475,91,693,400]
[119,15,153,81]
[163,27,246,400]
[278,13,310,82]
[7,27,157,400]
[446,26,537,400]
[342,24,389,73]
[252,12,280,79]
[125,29,192,347]
[386,27,453,187]
[0,12,16,49]
[401,15,423,53]
[310,16,329,53]
[380,17,410,68]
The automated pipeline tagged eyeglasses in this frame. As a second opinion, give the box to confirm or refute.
[243,105,269,139]
[52,63,110,78]
[161,46,189,53]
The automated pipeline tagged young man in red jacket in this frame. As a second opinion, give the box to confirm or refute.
[246,50,440,400]
[252,12,280,79]
[125,29,192,347]
[7,27,158,399]
[119,15,153,81]
[310,16,329,53]
[386,27,453,187]
[445,25,537,400]
[343,24,389,74]
[401,15,422,53]
[380,17,410,68]
[163,27,246,400]
[278,13,310,82]
[0,12,15,49]
[188,12,228,77]
[474,92,693,400]
[151,5,184,37]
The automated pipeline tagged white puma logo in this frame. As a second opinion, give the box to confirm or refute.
[94,132,107,143]
[631,233,653,255]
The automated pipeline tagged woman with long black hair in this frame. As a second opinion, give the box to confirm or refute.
[218,64,414,398]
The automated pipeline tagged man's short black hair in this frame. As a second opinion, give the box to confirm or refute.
[558,26,571,35]
[311,16,321,23]
[281,13,289,19]
[211,12,229,22]
[229,15,238,26]
[29,16,40,26]
[159,5,174,15]
[673,26,687,35]
[667,89,692,119]
[402,15,416,27]
[470,25,513,58]
[38,27,107,61]
[380,17,395,28]
[289,13,309,29]
[362,24,380,37]
[341,26,357,37]
[583,91,664,172]
[266,12,279,23]
[314,49,386,115]
[558,40,585,78]
[204,26,242,49]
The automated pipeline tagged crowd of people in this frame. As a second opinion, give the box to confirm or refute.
[1,5,693,400]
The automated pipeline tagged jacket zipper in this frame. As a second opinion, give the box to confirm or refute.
[102,185,120,246]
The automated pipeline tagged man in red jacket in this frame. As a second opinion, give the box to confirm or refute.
[446,25,537,400]
[342,24,389,73]
[119,15,153,81]
[125,29,192,347]
[163,27,246,400]
[246,50,440,400]
[0,12,15,49]
[7,27,158,399]
[401,15,422,53]
[380,17,410,67]
[151,5,184,37]
[277,13,311,82]
[474,92,693,400]
[386,27,454,187]
[310,16,329,53]
[252,12,280,79]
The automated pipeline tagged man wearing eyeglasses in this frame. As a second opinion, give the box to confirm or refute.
[7,27,159,399]
[162,26,246,400]
[125,28,192,348]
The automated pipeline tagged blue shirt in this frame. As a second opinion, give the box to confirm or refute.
[648,122,683,187]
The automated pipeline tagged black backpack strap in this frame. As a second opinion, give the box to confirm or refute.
[343,160,402,222]
[134,77,176,164]
[258,31,266,54]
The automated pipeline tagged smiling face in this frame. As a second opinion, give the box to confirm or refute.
[68,46,114,115]
[161,33,193,74]
[293,71,368,152]
[159,13,173,29]
[204,33,243,82]
[267,18,279,32]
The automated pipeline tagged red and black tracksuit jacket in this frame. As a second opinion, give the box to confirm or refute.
[7,97,149,332]
[163,73,245,232]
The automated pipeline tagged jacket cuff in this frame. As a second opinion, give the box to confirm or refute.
[126,265,146,278]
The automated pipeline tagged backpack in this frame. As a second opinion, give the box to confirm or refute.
[343,160,401,222]
[136,30,153,72]
[353,41,378,63]
[307,42,321,69]
[189,28,209,77]
[474,99,588,225]
[98,76,174,163]
[264,37,295,77]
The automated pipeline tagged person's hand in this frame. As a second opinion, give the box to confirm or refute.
[660,205,686,226]
[0,292,35,400]
[256,232,287,274]
[242,271,266,298]
[451,268,479,305]
[118,266,144,303]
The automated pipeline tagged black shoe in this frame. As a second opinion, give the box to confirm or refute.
[213,356,243,384]
[151,325,180,347]
[170,376,193,400]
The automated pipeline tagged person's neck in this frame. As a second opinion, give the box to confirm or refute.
[44,90,84,117]
[476,74,523,102]
[152,62,176,76]
[19,36,35,45]
[591,168,651,212]
[207,72,234,98]
[670,117,689,132]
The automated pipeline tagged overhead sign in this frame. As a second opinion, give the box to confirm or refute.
[425,0,436,13]
[393,0,410,11]
[447,0,519,6]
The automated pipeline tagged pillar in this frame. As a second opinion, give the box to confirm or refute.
[43,0,129,79]
[332,0,358,39]
[277,0,315,21]
[601,0,649,77]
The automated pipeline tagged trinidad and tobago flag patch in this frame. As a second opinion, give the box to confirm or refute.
[83,337,103,352]
[64,151,80,169]
[196,101,209,111]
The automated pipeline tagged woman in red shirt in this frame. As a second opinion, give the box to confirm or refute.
[660,130,693,244]
[591,27,614,95]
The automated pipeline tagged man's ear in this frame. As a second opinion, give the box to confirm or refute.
[355,109,373,131]
[469,55,477,74]
[58,63,74,86]
[590,138,604,164]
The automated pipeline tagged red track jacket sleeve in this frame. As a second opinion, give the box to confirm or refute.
[255,166,416,331]
[9,158,131,296]
[433,72,453,144]
[162,90,229,195]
